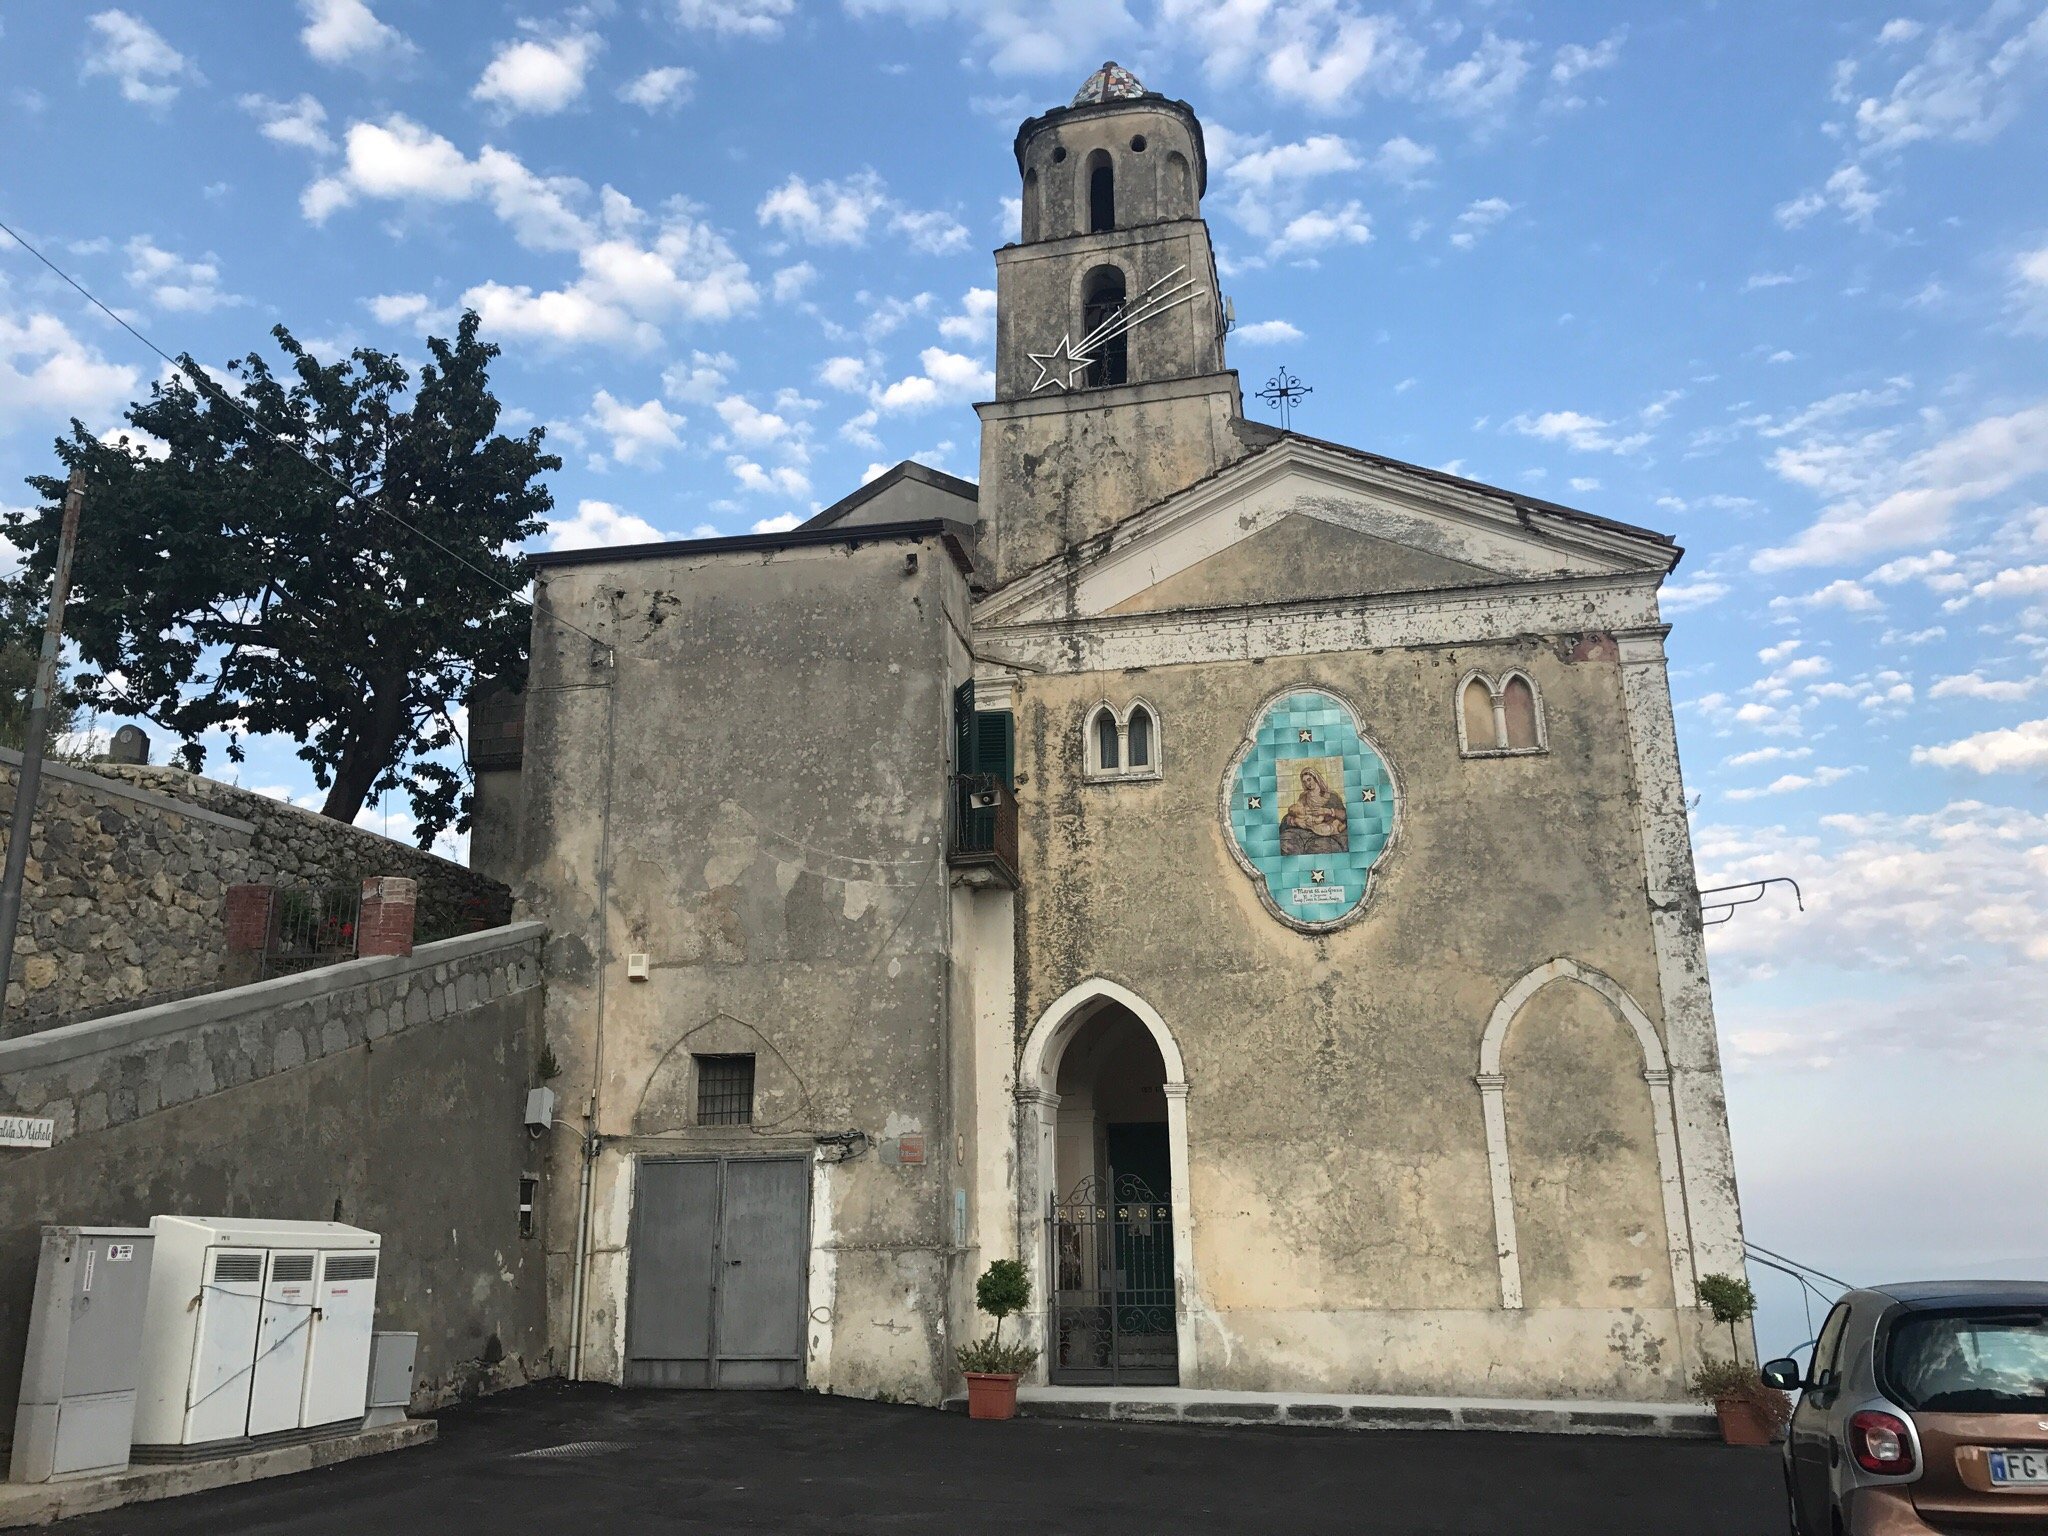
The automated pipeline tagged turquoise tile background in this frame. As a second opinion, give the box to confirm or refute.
[1227,691,1395,926]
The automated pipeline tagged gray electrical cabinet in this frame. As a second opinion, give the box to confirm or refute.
[364,1331,418,1429]
[9,1227,156,1483]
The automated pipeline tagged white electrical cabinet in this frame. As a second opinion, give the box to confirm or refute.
[133,1218,381,1454]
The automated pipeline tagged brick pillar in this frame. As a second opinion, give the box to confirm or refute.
[224,883,275,986]
[358,877,418,958]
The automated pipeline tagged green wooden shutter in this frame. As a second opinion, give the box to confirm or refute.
[954,680,977,773]
[974,710,1015,787]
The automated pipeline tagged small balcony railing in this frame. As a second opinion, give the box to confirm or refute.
[949,773,1018,887]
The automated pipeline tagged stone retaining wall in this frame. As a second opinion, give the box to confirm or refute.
[0,751,510,1036]
[0,922,552,1417]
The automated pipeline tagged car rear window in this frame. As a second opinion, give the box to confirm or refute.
[1885,1311,2048,1413]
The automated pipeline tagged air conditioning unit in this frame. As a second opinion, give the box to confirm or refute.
[132,1218,381,1456]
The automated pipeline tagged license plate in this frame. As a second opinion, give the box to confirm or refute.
[1989,1448,2048,1486]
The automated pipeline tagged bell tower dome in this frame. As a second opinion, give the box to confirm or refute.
[975,64,1247,590]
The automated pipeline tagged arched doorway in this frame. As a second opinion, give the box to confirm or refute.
[1018,981,1193,1386]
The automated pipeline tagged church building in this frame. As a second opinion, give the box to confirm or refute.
[480,63,1750,1407]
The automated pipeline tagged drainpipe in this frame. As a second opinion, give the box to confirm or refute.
[567,631,620,1383]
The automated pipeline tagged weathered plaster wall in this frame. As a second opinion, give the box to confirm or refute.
[0,925,550,1419]
[1008,635,1716,1400]
[0,750,511,1035]
[519,531,976,1405]
[1108,515,1495,614]
[975,376,1245,588]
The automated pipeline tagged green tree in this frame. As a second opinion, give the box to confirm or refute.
[0,581,84,757]
[4,314,556,844]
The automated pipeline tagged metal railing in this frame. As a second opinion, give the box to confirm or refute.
[948,773,1018,885]
[260,884,361,979]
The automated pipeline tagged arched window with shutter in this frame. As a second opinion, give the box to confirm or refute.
[1126,704,1153,768]
[1091,706,1121,773]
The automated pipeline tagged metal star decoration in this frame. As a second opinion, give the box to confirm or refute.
[1026,334,1096,393]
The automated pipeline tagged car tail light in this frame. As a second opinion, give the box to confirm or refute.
[1848,1410,1916,1475]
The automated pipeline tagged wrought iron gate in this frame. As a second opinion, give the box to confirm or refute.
[1048,1174,1178,1385]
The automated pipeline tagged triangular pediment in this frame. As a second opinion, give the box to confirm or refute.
[975,434,1678,626]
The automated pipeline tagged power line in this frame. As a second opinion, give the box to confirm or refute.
[1745,1239,1854,1293]
[0,216,611,654]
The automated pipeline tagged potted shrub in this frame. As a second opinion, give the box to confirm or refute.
[1691,1273,1789,1445]
[958,1258,1039,1421]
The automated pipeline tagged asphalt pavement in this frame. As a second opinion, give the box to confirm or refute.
[60,1382,1786,1535]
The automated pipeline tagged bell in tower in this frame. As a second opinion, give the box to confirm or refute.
[975,64,1250,590]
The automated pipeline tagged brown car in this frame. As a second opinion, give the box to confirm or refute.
[1761,1280,2048,1533]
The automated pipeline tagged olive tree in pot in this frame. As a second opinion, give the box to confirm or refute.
[958,1258,1039,1421]
[1690,1273,1791,1446]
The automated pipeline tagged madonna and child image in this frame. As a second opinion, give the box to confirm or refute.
[1277,759,1349,855]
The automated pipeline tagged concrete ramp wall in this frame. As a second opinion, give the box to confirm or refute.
[0,922,553,1426]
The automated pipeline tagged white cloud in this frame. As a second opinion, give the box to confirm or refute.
[1551,31,1625,87]
[772,262,817,303]
[1449,196,1511,250]
[620,65,696,111]
[363,291,452,330]
[1506,409,1648,455]
[1234,319,1304,345]
[713,394,794,447]
[663,350,734,403]
[1223,133,1361,188]
[818,355,870,392]
[548,499,669,551]
[474,32,601,117]
[1755,400,2048,570]
[0,309,142,426]
[1846,3,2048,153]
[874,347,992,413]
[937,288,998,346]
[672,0,797,39]
[303,120,758,347]
[1432,32,1531,121]
[1965,564,2048,602]
[758,172,888,246]
[1368,134,1436,187]
[1771,578,1883,613]
[1725,746,1812,768]
[1725,766,1856,801]
[82,10,195,107]
[1776,163,1883,231]
[299,0,414,68]
[585,390,686,466]
[1659,573,1730,613]
[1867,549,1963,588]
[123,237,237,313]
[1268,200,1372,257]
[240,92,333,154]
[729,457,811,498]
[891,207,970,255]
[1929,672,2040,702]
[1913,719,2048,775]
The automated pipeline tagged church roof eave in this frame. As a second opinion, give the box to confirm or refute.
[971,428,1683,626]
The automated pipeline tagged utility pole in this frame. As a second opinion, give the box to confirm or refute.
[0,471,86,1024]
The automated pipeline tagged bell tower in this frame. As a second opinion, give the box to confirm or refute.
[975,64,1247,590]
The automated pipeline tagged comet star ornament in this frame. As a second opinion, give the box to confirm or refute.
[1028,265,1208,392]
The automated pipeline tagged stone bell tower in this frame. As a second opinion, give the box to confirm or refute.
[975,63,1246,590]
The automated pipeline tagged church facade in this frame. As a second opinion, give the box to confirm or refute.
[487,64,1750,1407]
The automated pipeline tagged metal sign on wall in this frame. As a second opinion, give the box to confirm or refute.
[1221,687,1399,933]
[0,1116,56,1148]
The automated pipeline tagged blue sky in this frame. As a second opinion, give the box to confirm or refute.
[4,2,2047,1361]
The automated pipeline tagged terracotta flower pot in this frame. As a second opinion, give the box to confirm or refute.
[1715,1395,1775,1446]
[965,1372,1021,1421]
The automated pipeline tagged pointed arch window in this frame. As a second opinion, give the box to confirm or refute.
[1457,670,1548,757]
[1084,699,1163,783]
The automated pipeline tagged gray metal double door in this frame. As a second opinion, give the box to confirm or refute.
[624,1156,809,1388]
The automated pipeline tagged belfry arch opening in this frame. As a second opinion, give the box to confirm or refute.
[1080,265,1128,388]
[1047,1000,1178,1383]
[1085,148,1115,233]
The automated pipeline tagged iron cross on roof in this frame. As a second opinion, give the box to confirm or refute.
[1256,366,1312,430]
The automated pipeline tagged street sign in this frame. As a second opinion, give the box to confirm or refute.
[0,1116,56,1148]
